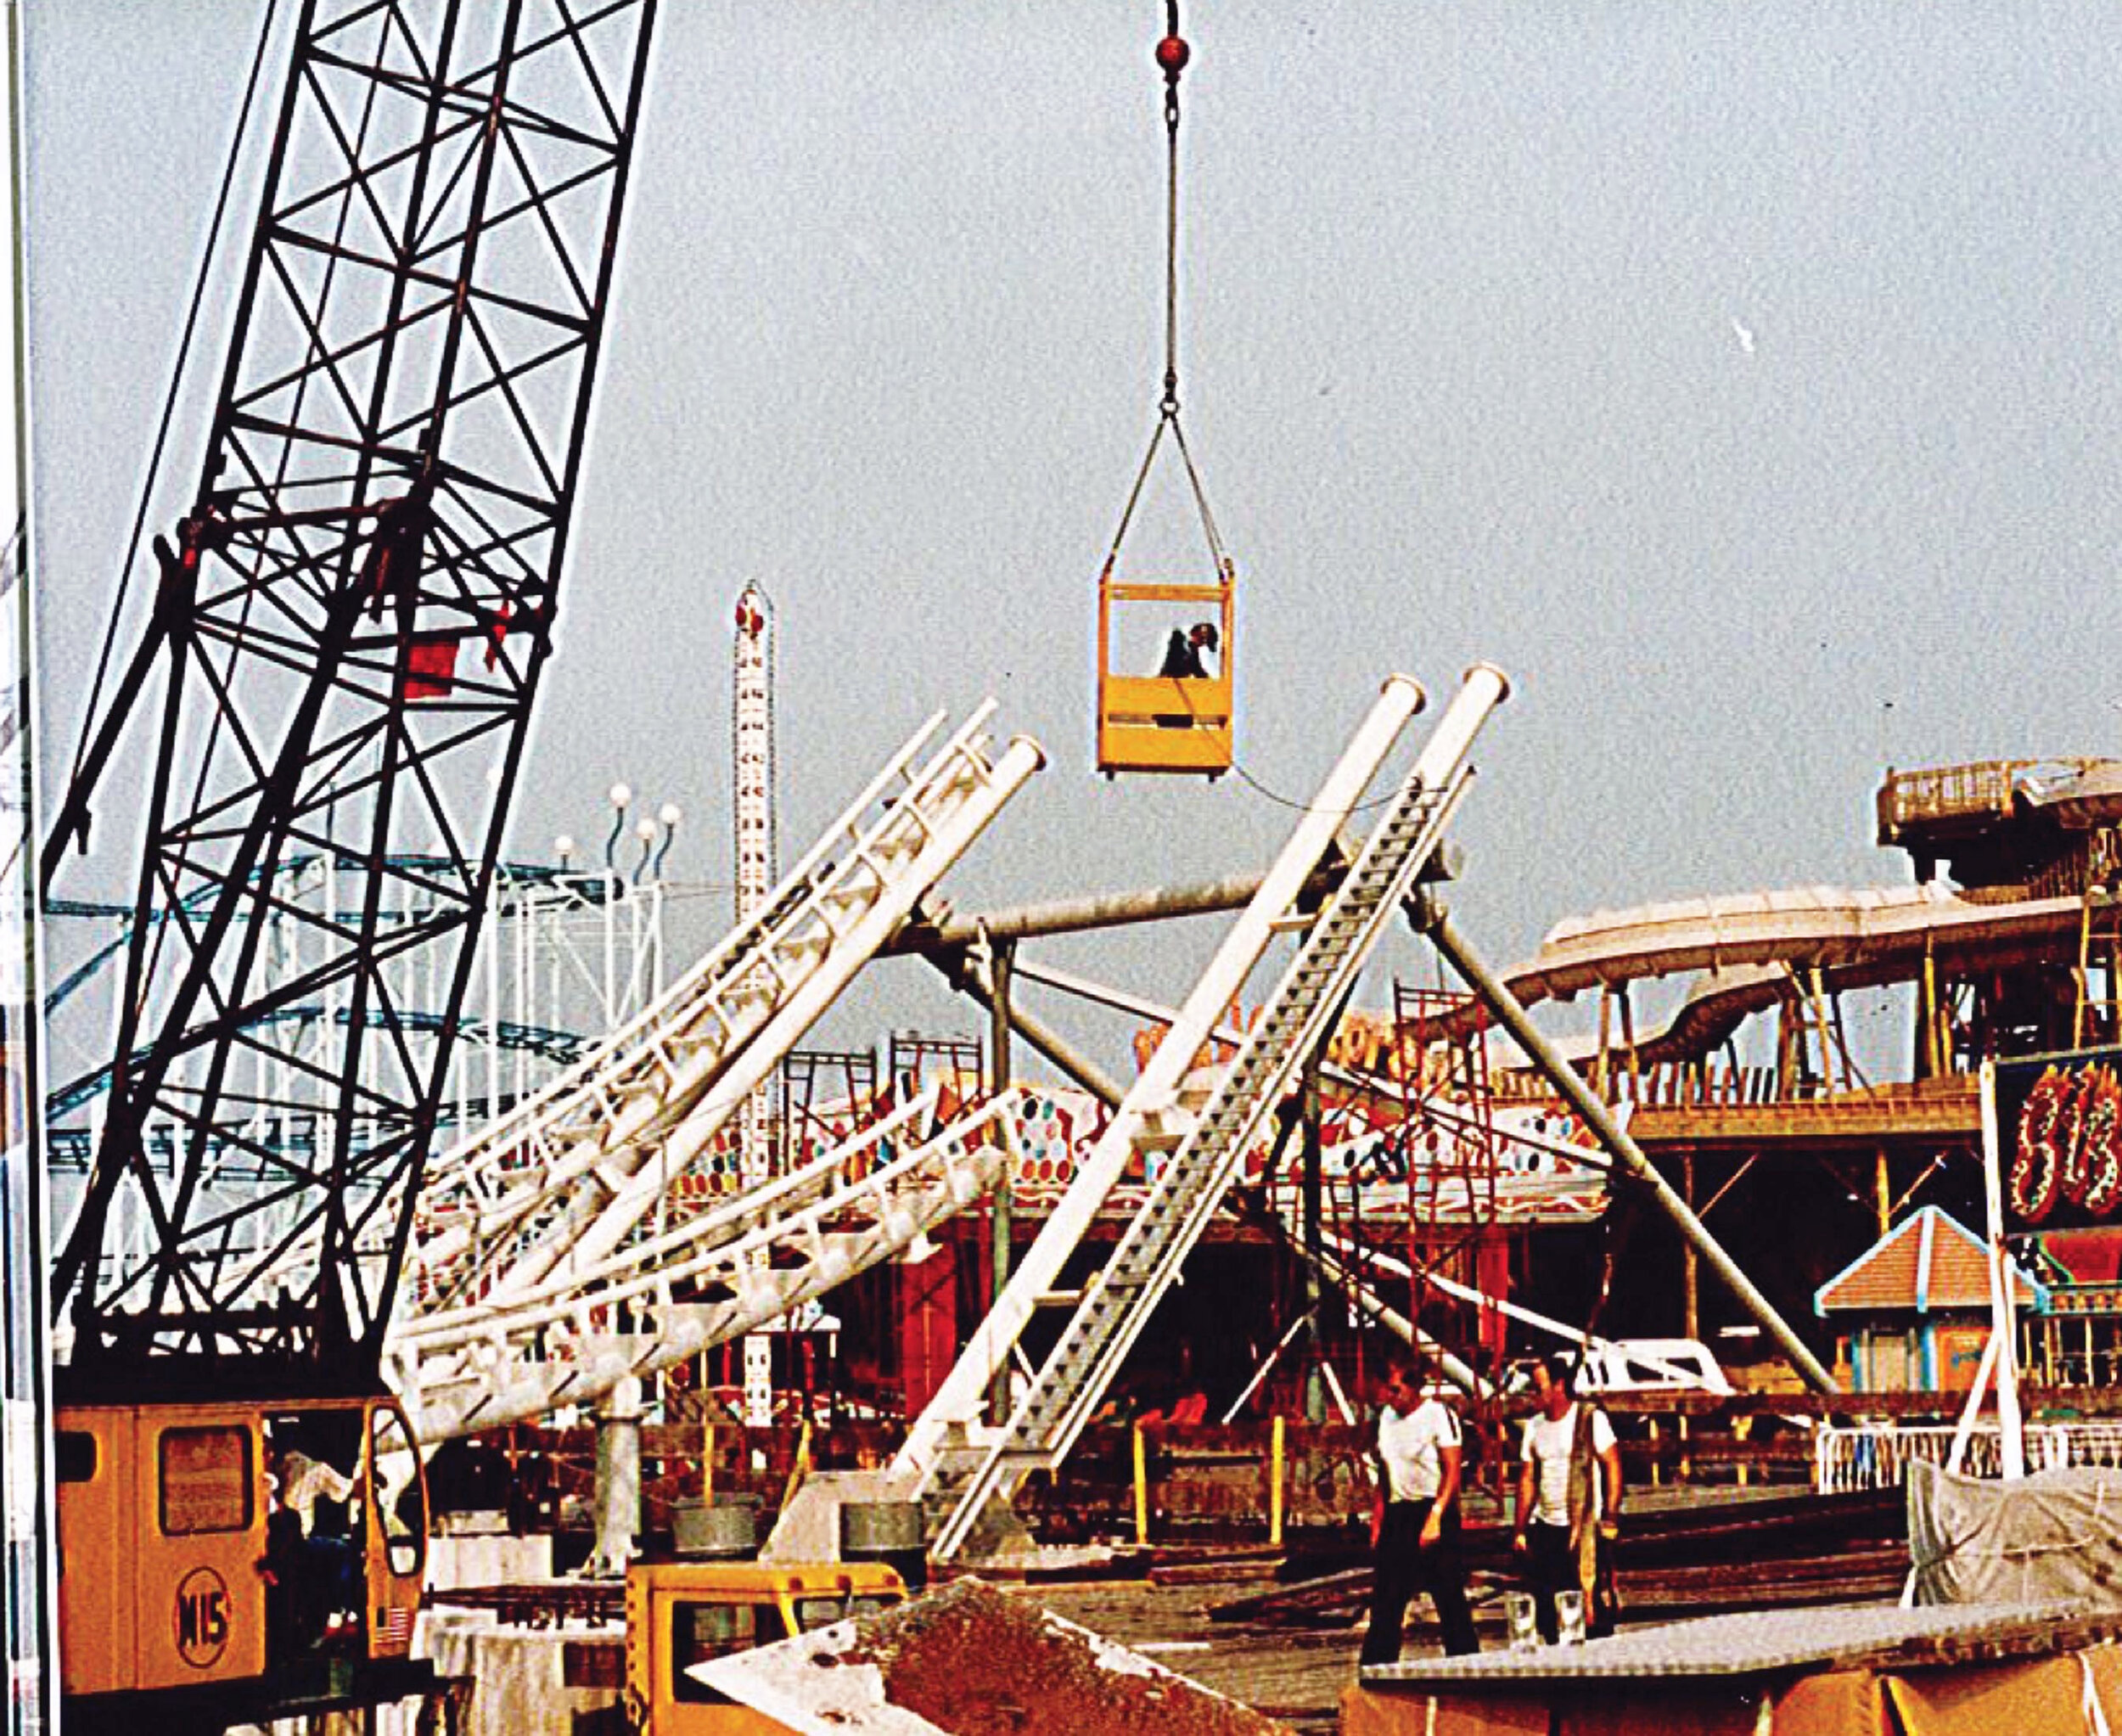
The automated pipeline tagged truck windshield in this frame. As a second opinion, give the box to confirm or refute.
[671,1600,789,1704]
[793,1593,900,1629]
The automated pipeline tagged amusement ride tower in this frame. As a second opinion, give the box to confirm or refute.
[734,582,778,1422]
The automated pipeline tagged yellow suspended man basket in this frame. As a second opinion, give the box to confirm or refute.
[1096,566,1233,777]
[1092,3,1237,780]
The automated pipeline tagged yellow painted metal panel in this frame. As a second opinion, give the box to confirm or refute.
[1103,579,1229,604]
[1100,672,1234,721]
[1098,716,1234,774]
[132,1407,269,1692]
[54,1409,132,1696]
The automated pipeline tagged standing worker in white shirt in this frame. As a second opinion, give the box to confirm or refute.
[1513,1351,1624,1642]
[1359,1351,1479,1664]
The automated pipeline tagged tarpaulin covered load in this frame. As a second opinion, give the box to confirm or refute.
[1344,1651,2122,1736]
[1907,1458,2122,1608]
[1346,1600,2122,1736]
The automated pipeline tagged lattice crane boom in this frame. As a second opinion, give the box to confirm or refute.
[50,0,659,1381]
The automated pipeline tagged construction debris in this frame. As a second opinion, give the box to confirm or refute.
[693,1577,1291,1735]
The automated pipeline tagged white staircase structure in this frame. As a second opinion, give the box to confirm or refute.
[896,667,1509,1561]
[407,704,1042,1315]
[390,1084,1019,1440]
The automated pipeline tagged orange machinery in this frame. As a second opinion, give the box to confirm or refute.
[54,1383,429,1733]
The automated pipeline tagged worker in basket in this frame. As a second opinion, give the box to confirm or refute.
[1155,620,1219,726]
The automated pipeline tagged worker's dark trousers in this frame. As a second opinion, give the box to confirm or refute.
[1360,1499,1479,1664]
[1523,1520,1578,1643]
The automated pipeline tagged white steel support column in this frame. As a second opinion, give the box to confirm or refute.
[0,6,55,1711]
[514,868,532,1110]
[587,1374,643,1576]
[484,874,501,1126]
[1979,1060,2025,1478]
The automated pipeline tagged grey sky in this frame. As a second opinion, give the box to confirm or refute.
[23,3,2122,1065]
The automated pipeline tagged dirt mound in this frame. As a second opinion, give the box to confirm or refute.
[845,1578,1290,1736]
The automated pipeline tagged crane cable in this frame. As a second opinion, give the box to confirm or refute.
[1103,2,1230,581]
[1104,8,1407,817]
[65,0,283,806]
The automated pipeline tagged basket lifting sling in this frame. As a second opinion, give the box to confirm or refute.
[1095,1,1236,777]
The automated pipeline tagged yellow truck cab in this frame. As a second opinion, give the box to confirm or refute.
[624,1559,907,1735]
[55,1389,430,1733]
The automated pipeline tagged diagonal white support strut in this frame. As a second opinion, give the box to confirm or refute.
[895,673,1442,1483]
[411,708,1042,1312]
[919,668,1509,1558]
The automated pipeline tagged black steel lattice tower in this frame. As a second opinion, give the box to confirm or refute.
[48,0,657,1378]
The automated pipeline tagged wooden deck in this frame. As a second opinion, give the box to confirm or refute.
[1631,1076,1979,1155]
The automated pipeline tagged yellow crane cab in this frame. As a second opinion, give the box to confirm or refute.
[53,1384,430,1733]
[625,1558,907,1734]
[1095,567,1234,777]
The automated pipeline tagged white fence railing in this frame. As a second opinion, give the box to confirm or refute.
[1815,1422,2122,1493]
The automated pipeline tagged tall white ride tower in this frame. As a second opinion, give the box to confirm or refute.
[733,584,778,980]
[733,583,778,1424]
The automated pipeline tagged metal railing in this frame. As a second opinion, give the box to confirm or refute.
[1814,1420,2122,1492]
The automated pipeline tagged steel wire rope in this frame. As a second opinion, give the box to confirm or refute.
[63,0,282,805]
[56,0,284,1315]
[1105,7,1405,817]
[1101,2,1227,586]
[1149,650,1419,817]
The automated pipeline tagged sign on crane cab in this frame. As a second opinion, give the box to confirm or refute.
[1096,570,1234,776]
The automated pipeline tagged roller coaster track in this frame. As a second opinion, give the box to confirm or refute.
[391,1082,1018,1441]
[1421,883,2086,1064]
[894,669,1511,1560]
[407,702,1042,1314]
[209,704,1035,1427]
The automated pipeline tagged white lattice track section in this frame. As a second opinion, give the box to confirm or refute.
[396,702,1040,1313]
[391,1083,1020,1440]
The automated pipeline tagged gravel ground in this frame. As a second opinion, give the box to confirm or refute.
[1015,1578,1373,1735]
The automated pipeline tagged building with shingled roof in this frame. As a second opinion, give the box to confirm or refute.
[1814,1205,2046,1391]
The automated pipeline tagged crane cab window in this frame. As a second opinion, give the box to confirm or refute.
[160,1426,253,1535]
[261,1411,365,1647]
[55,1431,98,1484]
[372,1406,424,1577]
[265,1410,363,1534]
